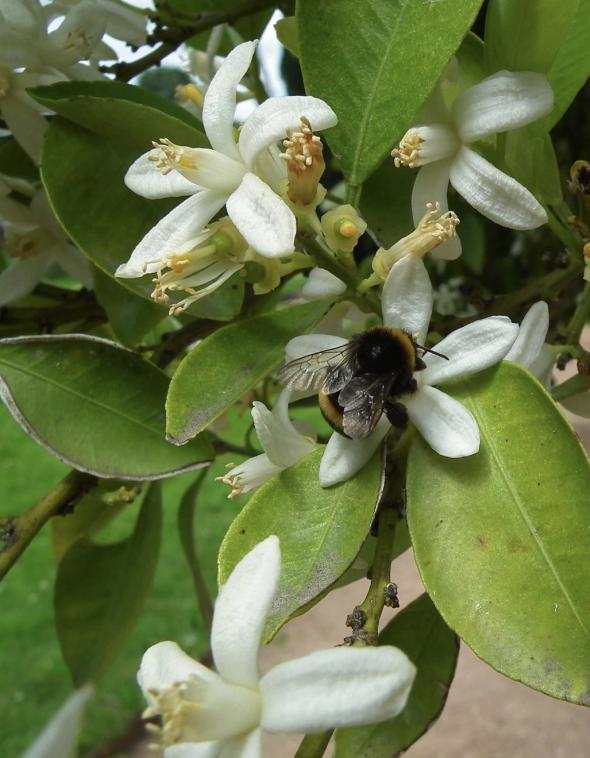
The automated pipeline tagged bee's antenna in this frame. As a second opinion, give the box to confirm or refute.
[415,343,449,361]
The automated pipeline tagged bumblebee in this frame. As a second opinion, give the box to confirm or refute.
[278,327,447,440]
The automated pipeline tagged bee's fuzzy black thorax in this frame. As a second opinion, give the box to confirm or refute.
[355,327,417,375]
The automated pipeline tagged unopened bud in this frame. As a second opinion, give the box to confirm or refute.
[321,204,367,253]
[175,83,205,110]
[281,117,325,207]
[372,203,459,279]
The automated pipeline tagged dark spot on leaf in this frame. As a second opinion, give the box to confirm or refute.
[239,528,246,535]
[477,535,487,548]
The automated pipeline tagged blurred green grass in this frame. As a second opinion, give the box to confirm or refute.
[0,404,243,756]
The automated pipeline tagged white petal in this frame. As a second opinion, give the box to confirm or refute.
[125,150,198,199]
[116,191,226,277]
[226,173,295,258]
[505,301,549,368]
[253,392,314,468]
[203,41,256,161]
[319,418,390,488]
[99,0,147,46]
[138,641,220,698]
[212,536,280,688]
[259,646,416,733]
[528,344,554,388]
[165,743,221,758]
[285,334,348,362]
[51,243,93,289]
[452,71,554,143]
[0,255,51,306]
[406,385,479,457]
[411,161,461,261]
[23,685,94,758]
[239,96,337,169]
[219,729,261,758]
[223,453,284,496]
[421,316,518,386]
[449,147,547,230]
[401,124,459,166]
[1,93,47,163]
[172,148,246,193]
[301,268,346,300]
[381,255,433,343]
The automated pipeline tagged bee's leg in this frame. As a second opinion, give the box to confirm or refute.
[385,401,409,429]
[415,356,427,371]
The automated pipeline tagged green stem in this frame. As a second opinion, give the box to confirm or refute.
[105,0,278,81]
[551,373,590,402]
[353,503,398,645]
[297,232,381,314]
[565,281,590,344]
[345,182,362,207]
[547,204,584,258]
[0,471,95,581]
[294,730,333,758]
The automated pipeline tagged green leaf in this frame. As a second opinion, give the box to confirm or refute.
[30,80,205,150]
[297,0,484,188]
[41,118,244,321]
[0,334,213,479]
[166,300,329,444]
[407,362,590,705]
[218,447,384,641]
[92,267,164,346]
[54,484,162,685]
[275,16,299,58]
[52,481,140,562]
[484,0,579,74]
[0,138,38,181]
[502,127,563,208]
[335,594,459,757]
[544,2,590,129]
[360,159,414,249]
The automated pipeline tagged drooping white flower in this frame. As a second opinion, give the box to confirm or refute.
[138,537,416,757]
[505,300,590,417]
[0,185,92,305]
[287,256,518,487]
[391,70,554,257]
[218,390,316,498]
[118,40,336,278]
[22,685,93,758]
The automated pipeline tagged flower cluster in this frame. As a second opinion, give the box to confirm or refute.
[0,0,146,300]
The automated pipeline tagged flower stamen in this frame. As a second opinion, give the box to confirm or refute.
[391,131,423,168]
[372,203,460,279]
[149,138,198,175]
[280,117,325,206]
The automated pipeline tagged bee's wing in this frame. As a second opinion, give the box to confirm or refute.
[339,373,395,440]
[278,343,357,394]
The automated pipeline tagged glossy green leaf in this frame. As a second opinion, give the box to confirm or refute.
[30,80,205,150]
[275,16,299,58]
[335,594,459,757]
[407,362,590,704]
[218,448,383,640]
[484,0,579,74]
[360,159,414,249]
[544,2,590,129]
[502,127,563,206]
[55,484,162,685]
[297,0,483,188]
[0,334,212,479]
[166,300,329,444]
[41,118,243,321]
[0,138,38,181]
[92,267,164,346]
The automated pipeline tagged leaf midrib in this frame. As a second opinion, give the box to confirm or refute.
[0,355,167,441]
[471,391,590,638]
[349,1,409,185]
